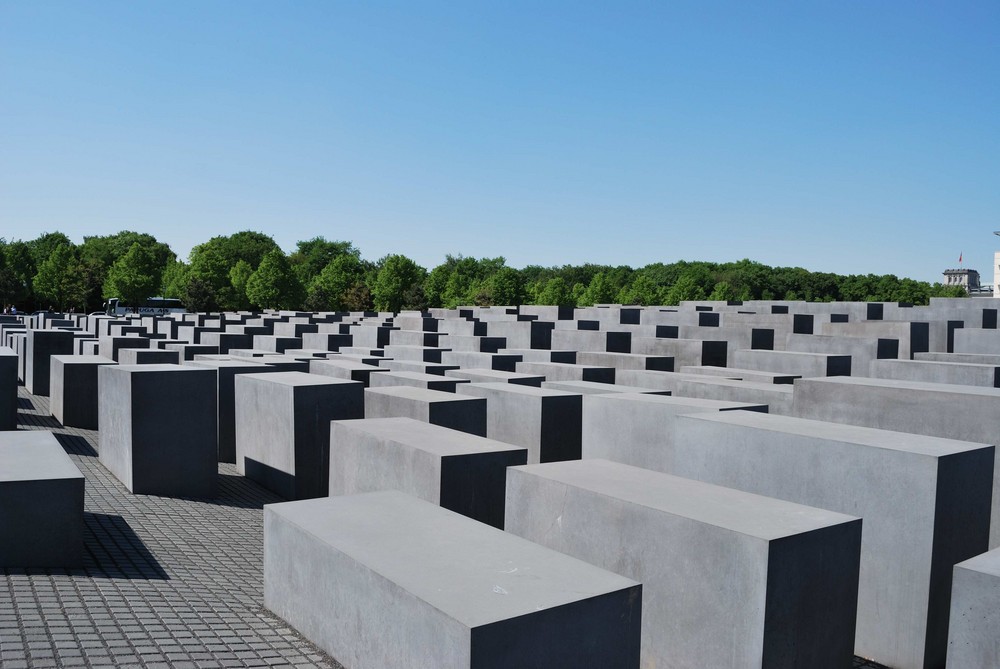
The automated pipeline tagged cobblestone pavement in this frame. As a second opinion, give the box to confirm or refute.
[2,386,886,668]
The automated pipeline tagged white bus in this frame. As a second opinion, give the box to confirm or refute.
[104,297,186,316]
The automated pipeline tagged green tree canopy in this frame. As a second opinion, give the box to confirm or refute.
[245,249,304,310]
[289,237,359,286]
[103,242,162,310]
[33,243,88,311]
[371,254,427,312]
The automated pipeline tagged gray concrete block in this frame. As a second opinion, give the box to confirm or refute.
[376,358,461,376]
[581,393,766,470]
[631,336,728,367]
[26,329,75,395]
[672,411,993,669]
[615,368,741,392]
[456,382,581,463]
[117,348,181,365]
[328,417,527,528]
[954,328,1000,355]
[678,365,799,384]
[514,360,615,383]
[368,370,469,393]
[264,490,642,669]
[499,347,577,364]
[947,547,1000,668]
[183,359,280,463]
[440,350,522,372]
[540,379,670,396]
[163,343,220,361]
[869,358,1000,388]
[445,367,544,387]
[98,335,150,362]
[99,364,218,498]
[235,372,364,499]
[673,377,796,415]
[364,386,487,437]
[0,347,16,430]
[0,431,85,568]
[792,376,1000,548]
[309,357,389,387]
[576,350,674,371]
[50,355,117,429]
[731,349,851,377]
[505,459,860,669]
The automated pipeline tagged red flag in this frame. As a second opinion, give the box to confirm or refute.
[959,252,963,263]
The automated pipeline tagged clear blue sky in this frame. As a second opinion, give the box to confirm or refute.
[2,1,998,283]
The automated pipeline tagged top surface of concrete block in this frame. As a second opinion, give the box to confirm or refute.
[541,380,668,395]
[683,410,993,457]
[265,490,639,627]
[458,381,579,399]
[956,547,1000,578]
[332,417,524,458]
[364,385,472,402]
[591,391,766,413]
[801,375,1000,398]
[512,458,858,540]
[241,370,357,388]
[51,355,115,365]
[0,431,84,482]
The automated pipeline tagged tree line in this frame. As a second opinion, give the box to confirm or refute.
[0,230,968,313]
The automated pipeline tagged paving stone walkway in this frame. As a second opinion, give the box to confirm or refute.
[2,385,886,668]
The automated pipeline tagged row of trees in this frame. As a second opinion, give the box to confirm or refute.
[0,230,968,313]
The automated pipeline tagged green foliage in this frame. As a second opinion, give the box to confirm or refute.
[708,281,735,302]
[617,274,665,306]
[228,260,254,310]
[183,276,220,312]
[289,237,359,286]
[188,231,280,309]
[27,231,73,268]
[245,249,305,310]
[103,243,162,310]
[33,243,88,310]
[424,255,508,308]
[535,277,574,306]
[487,266,527,306]
[160,260,190,299]
[371,255,427,312]
[307,254,367,311]
[662,274,707,305]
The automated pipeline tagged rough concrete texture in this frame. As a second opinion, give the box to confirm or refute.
[947,547,1000,668]
[49,355,117,429]
[26,329,75,395]
[505,459,861,669]
[364,385,487,437]
[98,364,218,498]
[264,491,642,669]
[0,430,85,568]
[672,410,993,669]
[328,417,526,528]
[235,372,364,500]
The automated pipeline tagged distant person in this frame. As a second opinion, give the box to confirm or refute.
[10,306,16,315]
[2,306,7,315]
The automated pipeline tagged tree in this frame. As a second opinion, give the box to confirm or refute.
[488,267,526,306]
[663,274,707,305]
[103,243,162,310]
[371,255,426,312]
[160,259,190,299]
[187,231,280,309]
[183,276,220,312]
[617,274,663,306]
[33,243,88,310]
[79,231,174,311]
[708,281,736,302]
[27,231,73,268]
[245,249,304,310]
[308,254,366,311]
[535,277,574,306]
[229,260,254,310]
[289,237,359,286]
[580,271,620,306]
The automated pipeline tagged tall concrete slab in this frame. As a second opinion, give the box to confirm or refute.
[99,364,218,498]
[26,329,75,395]
[0,347,17,430]
[947,547,1000,668]
[364,386,487,437]
[235,372,364,499]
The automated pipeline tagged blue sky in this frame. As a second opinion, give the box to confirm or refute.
[2,1,998,283]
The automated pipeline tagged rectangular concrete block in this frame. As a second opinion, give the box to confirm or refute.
[183,359,280,463]
[457,382,582,463]
[869,358,1000,388]
[328,417,527,528]
[505,459,861,669]
[581,393,767,470]
[792,376,1000,548]
[445,368,544,387]
[50,355,117,429]
[364,386,487,437]
[514,360,615,383]
[117,348,180,365]
[308,357,389,387]
[99,364,218,497]
[235,372,364,499]
[540,379,670,396]
[0,347,17,430]
[26,329,75,395]
[0,431,85,568]
[672,411,993,669]
[264,490,642,669]
[731,349,851,377]
[368,370,469,393]
[948,547,1000,668]
[98,334,150,362]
